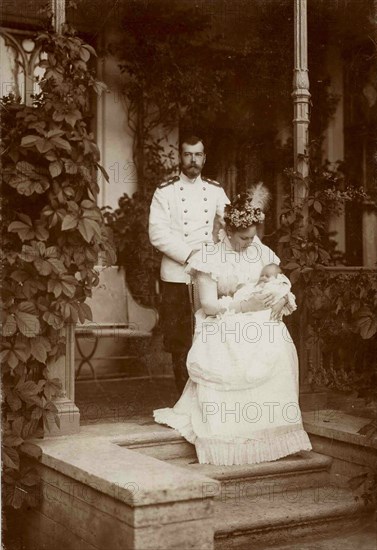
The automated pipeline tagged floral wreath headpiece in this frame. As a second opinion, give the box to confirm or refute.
[223,182,270,228]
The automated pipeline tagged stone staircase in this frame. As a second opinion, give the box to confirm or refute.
[124,429,375,549]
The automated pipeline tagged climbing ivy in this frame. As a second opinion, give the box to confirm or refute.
[1,24,115,509]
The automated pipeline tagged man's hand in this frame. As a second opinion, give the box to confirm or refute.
[185,248,200,264]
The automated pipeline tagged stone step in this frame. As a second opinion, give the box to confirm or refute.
[167,451,333,499]
[260,513,376,549]
[117,430,196,460]
[213,486,372,550]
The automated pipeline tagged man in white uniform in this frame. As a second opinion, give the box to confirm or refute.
[149,136,229,392]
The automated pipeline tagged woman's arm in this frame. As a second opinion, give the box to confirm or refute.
[196,273,276,316]
[196,272,227,316]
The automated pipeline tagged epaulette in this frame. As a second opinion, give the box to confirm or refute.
[203,177,222,187]
[158,175,180,189]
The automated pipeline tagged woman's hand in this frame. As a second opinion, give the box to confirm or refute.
[240,292,274,313]
[270,297,286,321]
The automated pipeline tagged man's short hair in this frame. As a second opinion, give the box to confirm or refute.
[179,135,205,153]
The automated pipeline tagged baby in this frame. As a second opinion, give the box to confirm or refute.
[233,263,292,308]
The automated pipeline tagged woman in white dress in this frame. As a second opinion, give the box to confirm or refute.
[154,187,312,465]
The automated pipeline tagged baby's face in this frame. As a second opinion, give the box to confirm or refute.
[258,265,281,283]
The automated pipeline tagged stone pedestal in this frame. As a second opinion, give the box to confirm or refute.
[46,324,80,436]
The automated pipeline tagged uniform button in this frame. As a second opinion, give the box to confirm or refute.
[184,233,188,237]
[206,220,209,224]
[182,198,185,202]
[184,221,188,225]
[180,187,183,190]
[202,187,206,191]
[205,232,208,235]
[204,197,207,201]
[204,209,208,213]
[184,209,188,213]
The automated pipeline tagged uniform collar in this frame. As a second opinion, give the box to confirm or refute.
[180,172,203,185]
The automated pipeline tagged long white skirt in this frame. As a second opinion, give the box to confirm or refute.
[154,310,312,465]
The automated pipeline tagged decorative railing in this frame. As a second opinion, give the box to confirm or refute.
[289,266,377,393]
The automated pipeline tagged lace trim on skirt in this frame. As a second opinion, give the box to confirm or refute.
[153,407,312,466]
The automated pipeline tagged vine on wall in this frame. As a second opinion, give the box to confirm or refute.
[274,161,377,400]
[1,25,115,509]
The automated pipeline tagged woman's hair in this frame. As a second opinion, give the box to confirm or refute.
[224,183,270,231]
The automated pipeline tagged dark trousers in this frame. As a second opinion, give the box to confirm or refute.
[160,281,193,393]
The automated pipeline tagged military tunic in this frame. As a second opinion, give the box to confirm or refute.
[148,172,229,361]
[149,172,229,283]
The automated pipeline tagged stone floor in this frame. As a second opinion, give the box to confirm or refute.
[76,375,179,425]
[75,329,181,425]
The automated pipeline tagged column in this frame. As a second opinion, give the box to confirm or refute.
[47,0,80,436]
[52,0,66,33]
[292,0,311,393]
[292,0,310,205]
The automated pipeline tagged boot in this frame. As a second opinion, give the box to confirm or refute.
[172,352,189,394]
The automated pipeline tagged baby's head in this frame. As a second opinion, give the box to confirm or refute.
[258,263,282,284]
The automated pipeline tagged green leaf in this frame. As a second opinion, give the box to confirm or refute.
[49,161,62,178]
[43,311,64,329]
[3,435,24,447]
[8,221,34,241]
[78,218,101,242]
[6,485,24,508]
[34,222,49,241]
[12,417,24,437]
[93,81,108,96]
[79,46,90,62]
[43,378,62,401]
[64,159,78,174]
[285,262,300,270]
[313,200,322,213]
[2,447,20,470]
[48,258,65,274]
[64,111,81,127]
[3,315,17,337]
[34,258,52,276]
[60,280,76,298]
[20,469,40,486]
[19,442,42,459]
[290,268,302,285]
[51,136,71,153]
[9,162,50,196]
[96,162,110,182]
[355,308,377,339]
[48,279,62,298]
[15,305,40,338]
[78,302,93,322]
[30,338,48,363]
[6,390,22,411]
[82,44,97,57]
[35,138,54,153]
[21,135,39,147]
[20,135,39,147]
[278,235,290,243]
[61,214,78,231]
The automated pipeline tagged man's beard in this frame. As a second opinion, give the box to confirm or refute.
[182,164,201,177]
